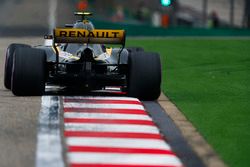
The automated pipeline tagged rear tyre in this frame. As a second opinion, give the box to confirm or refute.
[127,52,161,101]
[11,47,46,96]
[127,47,144,53]
[4,43,30,89]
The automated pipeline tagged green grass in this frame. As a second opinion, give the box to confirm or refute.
[127,38,250,167]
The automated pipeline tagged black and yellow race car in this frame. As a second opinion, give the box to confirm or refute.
[4,12,161,100]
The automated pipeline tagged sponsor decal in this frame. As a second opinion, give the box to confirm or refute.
[54,29,125,44]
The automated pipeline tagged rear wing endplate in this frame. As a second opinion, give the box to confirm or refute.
[53,28,126,45]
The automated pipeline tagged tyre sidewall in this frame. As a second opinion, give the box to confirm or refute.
[4,44,30,89]
[128,52,161,100]
[11,47,46,96]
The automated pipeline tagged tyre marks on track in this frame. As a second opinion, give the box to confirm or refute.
[63,96,183,167]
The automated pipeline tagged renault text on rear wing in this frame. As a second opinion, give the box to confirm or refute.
[54,28,126,45]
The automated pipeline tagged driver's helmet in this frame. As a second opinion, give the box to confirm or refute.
[67,21,103,57]
[73,21,94,31]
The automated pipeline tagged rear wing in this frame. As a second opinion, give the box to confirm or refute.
[52,28,126,70]
[53,28,126,46]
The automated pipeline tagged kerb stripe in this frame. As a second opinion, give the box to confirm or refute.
[66,137,170,150]
[64,97,139,101]
[64,118,155,126]
[63,103,144,110]
[64,99,142,105]
[68,146,175,155]
[64,131,163,139]
[64,108,147,115]
[65,123,159,133]
[68,153,182,166]
[70,164,181,167]
[63,96,183,167]
[64,112,151,121]
[70,163,183,167]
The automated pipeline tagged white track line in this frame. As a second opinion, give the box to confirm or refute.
[36,96,64,167]
[66,137,170,150]
[68,153,182,166]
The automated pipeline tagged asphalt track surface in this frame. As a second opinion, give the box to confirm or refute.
[0,38,204,167]
[0,38,43,167]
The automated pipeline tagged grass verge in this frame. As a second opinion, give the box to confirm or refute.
[127,38,250,167]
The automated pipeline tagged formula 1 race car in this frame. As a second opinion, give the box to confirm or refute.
[4,12,161,100]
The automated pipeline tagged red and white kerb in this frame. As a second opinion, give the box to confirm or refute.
[63,96,183,167]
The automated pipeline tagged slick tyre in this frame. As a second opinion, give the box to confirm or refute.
[4,43,30,89]
[11,47,46,96]
[127,47,144,53]
[128,52,161,101]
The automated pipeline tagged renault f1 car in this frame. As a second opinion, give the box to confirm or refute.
[4,12,161,100]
